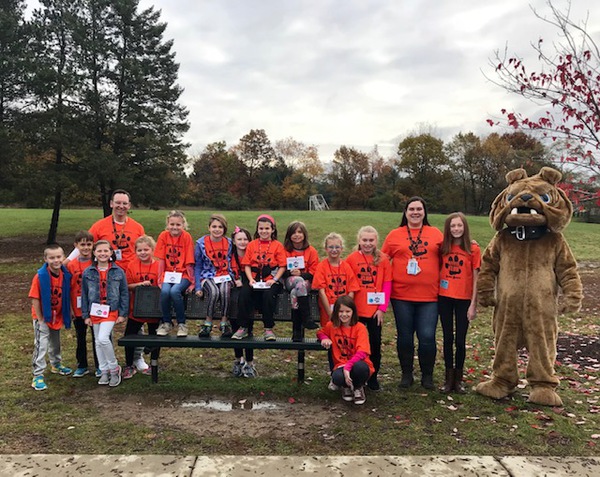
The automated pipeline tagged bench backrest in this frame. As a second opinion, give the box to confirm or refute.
[133,286,320,322]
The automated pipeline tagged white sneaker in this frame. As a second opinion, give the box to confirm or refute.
[156,322,172,336]
[134,358,149,372]
[328,379,340,391]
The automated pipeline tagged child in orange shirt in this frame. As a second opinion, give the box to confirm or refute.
[66,231,98,378]
[439,212,481,394]
[155,211,195,337]
[282,221,319,341]
[346,226,392,391]
[312,233,360,327]
[232,214,286,341]
[317,295,374,405]
[81,240,128,387]
[29,244,73,391]
[123,235,160,379]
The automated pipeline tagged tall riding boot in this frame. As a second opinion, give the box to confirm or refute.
[398,349,414,388]
[454,368,466,394]
[419,351,436,390]
[298,296,318,330]
[291,309,303,342]
[440,368,454,393]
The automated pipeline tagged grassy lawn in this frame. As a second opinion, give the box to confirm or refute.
[0,208,598,456]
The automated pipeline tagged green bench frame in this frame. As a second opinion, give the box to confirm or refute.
[117,286,326,383]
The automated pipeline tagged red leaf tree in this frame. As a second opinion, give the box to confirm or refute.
[487,1,600,207]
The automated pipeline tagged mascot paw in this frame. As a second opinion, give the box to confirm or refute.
[478,293,496,308]
[528,387,563,407]
[475,380,513,400]
[559,302,581,314]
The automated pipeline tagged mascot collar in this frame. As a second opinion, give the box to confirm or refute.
[508,225,548,241]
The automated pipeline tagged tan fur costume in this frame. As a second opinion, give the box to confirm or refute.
[476,167,583,406]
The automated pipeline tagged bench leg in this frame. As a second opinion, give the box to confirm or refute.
[151,358,159,383]
[297,350,305,383]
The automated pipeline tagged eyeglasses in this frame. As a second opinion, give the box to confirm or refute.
[327,245,342,250]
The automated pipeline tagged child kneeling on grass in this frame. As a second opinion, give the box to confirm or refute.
[29,244,74,391]
[317,295,374,405]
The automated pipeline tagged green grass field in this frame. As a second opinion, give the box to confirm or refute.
[0,208,598,456]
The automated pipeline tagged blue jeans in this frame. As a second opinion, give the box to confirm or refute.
[391,299,438,374]
[160,279,191,324]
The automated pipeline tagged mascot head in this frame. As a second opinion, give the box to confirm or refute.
[489,167,573,234]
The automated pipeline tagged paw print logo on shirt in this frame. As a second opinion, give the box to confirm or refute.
[336,335,351,358]
[113,233,131,250]
[328,276,347,296]
[357,266,376,287]
[409,239,429,257]
[51,286,61,307]
[445,255,463,276]
[166,246,181,269]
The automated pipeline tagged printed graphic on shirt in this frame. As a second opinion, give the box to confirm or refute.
[444,254,464,277]
[335,332,356,359]
[355,263,377,288]
[409,237,429,257]
[205,237,229,275]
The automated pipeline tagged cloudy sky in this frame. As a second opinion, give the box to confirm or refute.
[134,1,599,159]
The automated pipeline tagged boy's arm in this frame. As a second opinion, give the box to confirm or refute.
[31,298,43,322]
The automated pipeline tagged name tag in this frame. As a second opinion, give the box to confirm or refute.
[287,256,305,270]
[213,275,232,284]
[253,281,271,289]
[113,249,122,261]
[440,279,449,290]
[90,303,110,318]
[407,258,421,276]
[164,271,182,284]
[367,292,385,305]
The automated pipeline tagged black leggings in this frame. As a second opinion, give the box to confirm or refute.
[73,316,98,369]
[237,282,282,329]
[124,319,160,366]
[438,295,471,369]
[359,317,381,377]
[331,361,371,389]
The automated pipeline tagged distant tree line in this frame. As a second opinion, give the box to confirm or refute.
[1,0,564,240]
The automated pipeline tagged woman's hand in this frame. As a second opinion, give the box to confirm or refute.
[343,368,353,388]
[373,310,384,326]
[320,338,332,349]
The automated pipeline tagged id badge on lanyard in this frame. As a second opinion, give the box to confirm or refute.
[407,257,421,275]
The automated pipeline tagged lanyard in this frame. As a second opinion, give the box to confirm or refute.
[358,251,376,288]
[112,218,128,249]
[407,226,423,257]
[167,233,182,271]
[207,237,227,272]
[98,266,110,304]
[327,260,343,295]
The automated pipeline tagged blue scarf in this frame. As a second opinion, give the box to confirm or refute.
[37,264,72,329]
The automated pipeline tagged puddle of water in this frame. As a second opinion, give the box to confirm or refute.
[181,399,282,411]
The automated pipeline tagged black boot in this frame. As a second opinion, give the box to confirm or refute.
[440,368,454,393]
[419,350,436,390]
[291,309,303,342]
[398,349,414,388]
[454,368,466,394]
[298,296,318,330]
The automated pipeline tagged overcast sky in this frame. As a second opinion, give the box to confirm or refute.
[37,1,600,160]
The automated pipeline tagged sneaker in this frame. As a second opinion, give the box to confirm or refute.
[50,364,72,376]
[156,322,173,336]
[109,365,122,387]
[328,379,340,391]
[231,327,248,340]
[232,360,243,377]
[122,366,136,380]
[353,386,366,405]
[98,372,109,385]
[72,367,89,378]
[220,322,233,338]
[263,329,276,341]
[95,368,102,378]
[242,362,257,378]
[133,358,149,372]
[342,386,353,402]
[198,323,212,338]
[177,323,188,337]
[31,376,47,391]
[141,367,152,376]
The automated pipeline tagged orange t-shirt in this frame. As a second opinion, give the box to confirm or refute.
[29,271,65,330]
[241,239,286,282]
[381,225,443,302]
[319,321,374,375]
[203,236,231,277]
[67,257,92,317]
[89,269,118,324]
[312,259,360,325]
[89,215,145,269]
[346,251,392,318]
[284,245,319,277]
[126,258,160,321]
[439,243,481,300]
[155,230,195,281]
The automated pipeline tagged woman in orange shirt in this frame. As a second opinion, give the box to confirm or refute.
[439,212,481,393]
[382,197,443,390]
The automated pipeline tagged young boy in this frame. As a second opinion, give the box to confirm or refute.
[66,231,99,378]
[29,244,73,390]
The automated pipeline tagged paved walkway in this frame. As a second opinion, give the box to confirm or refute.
[1,455,599,476]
